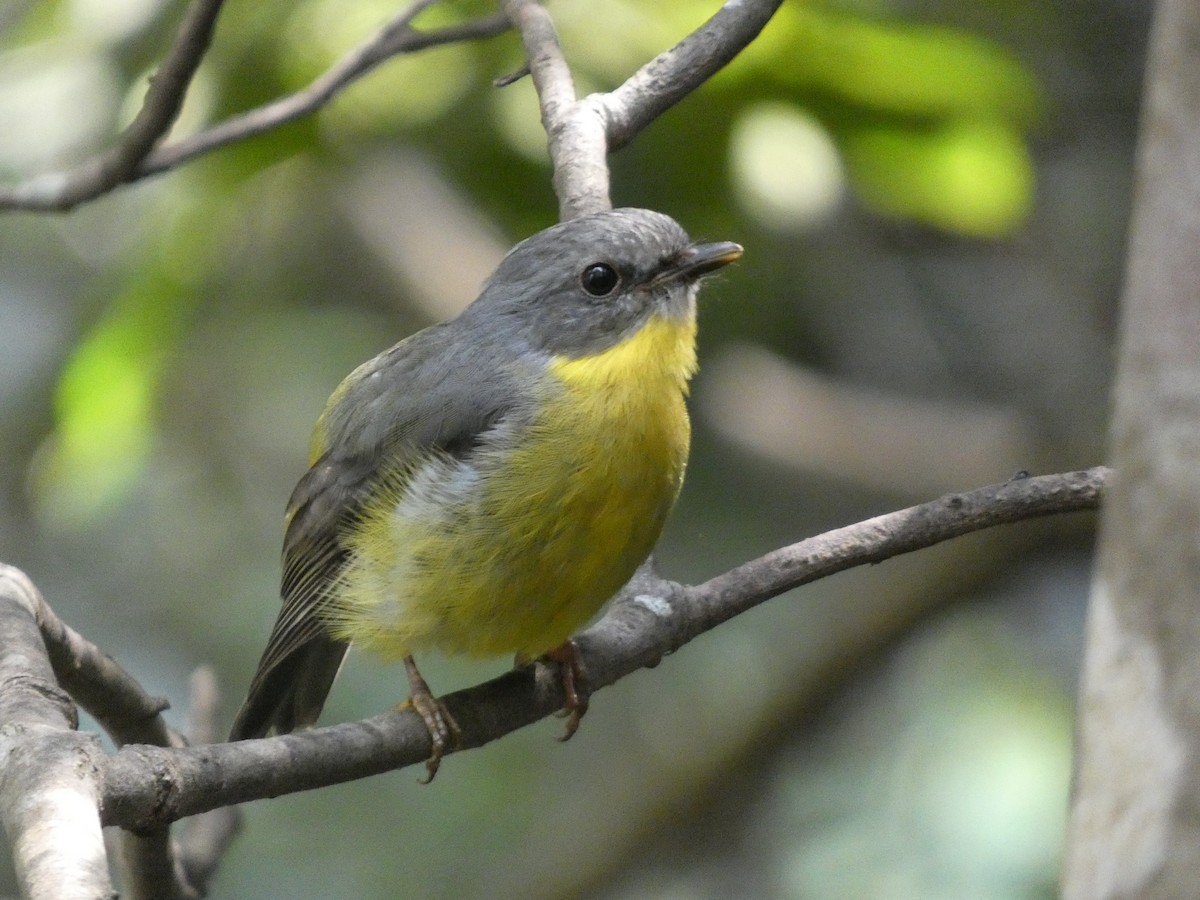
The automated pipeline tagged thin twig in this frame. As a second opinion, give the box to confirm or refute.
[682,467,1103,634]
[596,0,784,151]
[36,592,182,748]
[177,667,243,895]
[501,0,784,218]
[0,0,226,211]
[0,3,510,211]
[99,468,1109,829]
[501,0,609,218]
[141,7,511,175]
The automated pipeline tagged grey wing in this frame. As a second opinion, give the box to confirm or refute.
[226,459,365,741]
[228,328,534,740]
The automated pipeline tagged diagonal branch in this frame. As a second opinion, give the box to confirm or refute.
[99,468,1109,829]
[0,2,510,211]
[596,0,784,151]
[683,467,1101,631]
[0,0,226,212]
[140,6,511,176]
[37,588,182,749]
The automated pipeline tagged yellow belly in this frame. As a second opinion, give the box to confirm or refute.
[328,314,698,660]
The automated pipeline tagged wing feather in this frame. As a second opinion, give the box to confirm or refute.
[229,327,539,739]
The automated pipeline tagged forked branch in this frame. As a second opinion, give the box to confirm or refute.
[1,0,782,214]
[96,468,1108,829]
[502,0,784,217]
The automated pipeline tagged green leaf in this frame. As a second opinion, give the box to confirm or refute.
[842,119,1034,236]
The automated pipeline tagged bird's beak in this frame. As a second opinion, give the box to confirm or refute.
[650,241,744,286]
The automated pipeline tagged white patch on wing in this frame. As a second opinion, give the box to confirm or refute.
[360,417,528,640]
[393,456,482,526]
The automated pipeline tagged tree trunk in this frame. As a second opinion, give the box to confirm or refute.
[1062,1,1200,896]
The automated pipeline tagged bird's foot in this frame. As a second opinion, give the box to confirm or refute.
[543,640,590,742]
[399,655,461,783]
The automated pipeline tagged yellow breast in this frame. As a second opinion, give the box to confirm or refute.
[330,313,698,660]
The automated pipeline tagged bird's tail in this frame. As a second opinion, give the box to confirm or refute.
[228,635,349,740]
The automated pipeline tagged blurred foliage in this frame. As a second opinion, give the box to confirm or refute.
[0,0,1143,897]
[4,0,1048,513]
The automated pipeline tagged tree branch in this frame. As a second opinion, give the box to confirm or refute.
[501,0,609,219]
[99,468,1108,830]
[502,0,784,218]
[597,0,784,151]
[0,2,510,211]
[0,0,226,212]
[0,565,114,899]
[139,6,511,177]
[7,573,234,897]
[684,467,1104,633]
[115,667,240,900]
[3,0,779,215]
[176,668,242,895]
[36,586,181,749]
[1062,0,1200,892]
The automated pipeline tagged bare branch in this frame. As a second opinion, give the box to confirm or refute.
[99,468,1108,829]
[118,832,198,900]
[114,669,242,899]
[502,0,784,217]
[33,589,205,897]
[0,0,226,212]
[184,666,220,745]
[177,668,242,895]
[684,467,1107,632]
[0,565,114,899]
[0,567,215,897]
[501,0,609,218]
[36,591,181,749]
[140,6,511,176]
[116,667,240,899]
[597,0,784,151]
[0,2,510,211]
[2,0,777,215]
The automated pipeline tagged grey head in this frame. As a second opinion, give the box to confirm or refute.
[460,207,742,359]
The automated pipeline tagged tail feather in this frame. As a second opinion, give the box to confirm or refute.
[228,636,349,740]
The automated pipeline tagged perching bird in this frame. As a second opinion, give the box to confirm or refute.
[229,207,742,779]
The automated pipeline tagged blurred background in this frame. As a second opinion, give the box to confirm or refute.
[0,0,1143,896]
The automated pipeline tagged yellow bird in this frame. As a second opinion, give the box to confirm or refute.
[229,208,742,778]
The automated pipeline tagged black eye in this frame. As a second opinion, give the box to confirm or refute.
[580,262,619,297]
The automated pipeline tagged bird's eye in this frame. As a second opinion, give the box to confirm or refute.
[580,262,619,297]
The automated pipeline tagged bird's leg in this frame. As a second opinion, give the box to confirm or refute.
[542,640,590,741]
[400,654,461,783]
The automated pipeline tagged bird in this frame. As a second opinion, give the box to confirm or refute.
[228,207,742,779]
